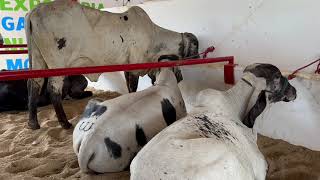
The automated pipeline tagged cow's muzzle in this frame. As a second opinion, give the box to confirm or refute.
[269,78,297,103]
[283,83,297,102]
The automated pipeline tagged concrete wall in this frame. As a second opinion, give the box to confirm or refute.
[90,0,320,151]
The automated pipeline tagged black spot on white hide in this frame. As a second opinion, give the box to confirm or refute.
[195,115,235,141]
[242,91,267,128]
[161,98,176,126]
[120,35,124,43]
[104,137,122,159]
[135,125,147,146]
[82,100,107,118]
[57,38,66,50]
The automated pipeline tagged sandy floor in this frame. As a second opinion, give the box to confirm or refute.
[258,136,320,180]
[0,90,319,180]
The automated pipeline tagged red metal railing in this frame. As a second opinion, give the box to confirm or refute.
[0,44,28,54]
[0,44,28,48]
[0,44,235,84]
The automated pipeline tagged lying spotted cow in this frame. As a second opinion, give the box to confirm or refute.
[130,64,297,180]
[25,0,199,129]
[73,68,187,173]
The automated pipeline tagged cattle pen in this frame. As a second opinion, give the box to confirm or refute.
[1,0,320,179]
[0,44,235,84]
[0,43,320,180]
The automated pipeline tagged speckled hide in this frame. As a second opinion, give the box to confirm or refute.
[130,64,297,180]
[25,0,198,129]
[73,69,187,173]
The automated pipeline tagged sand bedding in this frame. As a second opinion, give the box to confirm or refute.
[0,90,319,180]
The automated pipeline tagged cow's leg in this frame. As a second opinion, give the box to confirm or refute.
[27,22,50,129]
[47,77,72,129]
[124,72,139,93]
[68,75,93,99]
[28,78,45,129]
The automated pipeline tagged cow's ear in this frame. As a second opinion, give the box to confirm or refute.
[82,98,104,118]
[242,91,267,128]
[148,73,156,85]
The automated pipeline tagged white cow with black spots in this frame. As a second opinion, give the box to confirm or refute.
[130,64,297,180]
[73,68,187,173]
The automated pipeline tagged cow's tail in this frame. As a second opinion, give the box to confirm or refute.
[25,11,48,95]
[25,12,33,69]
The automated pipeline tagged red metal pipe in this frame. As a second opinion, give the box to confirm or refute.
[0,57,234,83]
[0,44,28,48]
[223,57,235,84]
[0,50,29,54]
[0,43,235,84]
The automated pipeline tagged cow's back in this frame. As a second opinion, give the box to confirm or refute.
[130,112,267,180]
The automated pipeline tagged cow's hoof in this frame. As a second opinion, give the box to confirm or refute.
[60,121,72,129]
[28,121,40,130]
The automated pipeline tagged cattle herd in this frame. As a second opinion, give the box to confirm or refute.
[0,0,298,180]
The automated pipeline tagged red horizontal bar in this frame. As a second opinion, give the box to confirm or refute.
[0,50,28,54]
[0,44,28,48]
[0,57,233,81]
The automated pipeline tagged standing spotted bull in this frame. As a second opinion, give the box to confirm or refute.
[25,0,199,129]
[73,68,187,173]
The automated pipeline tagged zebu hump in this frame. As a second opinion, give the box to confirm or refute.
[127,6,153,23]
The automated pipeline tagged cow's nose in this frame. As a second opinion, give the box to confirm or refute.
[285,85,297,101]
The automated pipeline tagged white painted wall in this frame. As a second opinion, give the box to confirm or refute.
[90,0,320,151]
[135,0,320,73]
